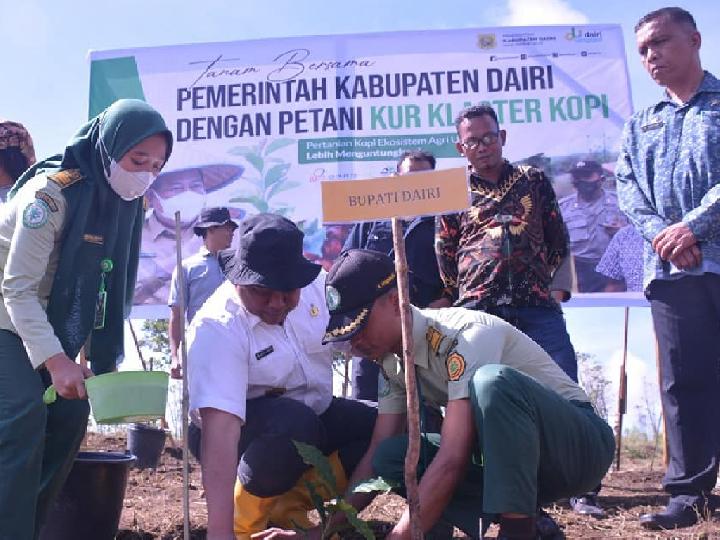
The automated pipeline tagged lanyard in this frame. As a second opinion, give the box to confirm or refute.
[93,258,113,330]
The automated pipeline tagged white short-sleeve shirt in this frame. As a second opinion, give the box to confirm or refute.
[187,272,334,423]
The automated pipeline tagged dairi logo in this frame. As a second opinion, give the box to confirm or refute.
[477,33,497,49]
[565,27,603,42]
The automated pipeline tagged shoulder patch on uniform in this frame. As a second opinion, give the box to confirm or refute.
[49,169,82,188]
[34,190,58,212]
[446,351,466,381]
[22,200,51,229]
[426,327,445,355]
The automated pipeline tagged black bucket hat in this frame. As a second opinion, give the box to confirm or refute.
[323,249,397,343]
[223,213,321,291]
[192,206,240,236]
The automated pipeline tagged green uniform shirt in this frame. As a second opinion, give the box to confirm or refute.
[0,174,69,368]
[378,306,589,414]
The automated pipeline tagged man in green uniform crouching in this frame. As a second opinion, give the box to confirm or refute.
[322,249,615,540]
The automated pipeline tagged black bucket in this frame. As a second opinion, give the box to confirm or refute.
[39,451,135,540]
[126,423,167,469]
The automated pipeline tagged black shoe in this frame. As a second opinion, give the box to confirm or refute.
[639,501,699,530]
[536,510,564,540]
[570,493,606,518]
[496,512,564,540]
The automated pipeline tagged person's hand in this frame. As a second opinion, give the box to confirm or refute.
[385,522,410,540]
[652,223,697,261]
[44,353,94,400]
[170,355,182,379]
[250,527,302,539]
[427,297,452,309]
[669,243,703,270]
[551,290,569,303]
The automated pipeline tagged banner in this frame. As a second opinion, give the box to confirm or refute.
[88,25,636,310]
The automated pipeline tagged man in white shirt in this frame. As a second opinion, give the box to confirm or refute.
[187,214,376,540]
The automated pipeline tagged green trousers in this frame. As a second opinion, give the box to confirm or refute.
[0,330,89,540]
[372,364,615,537]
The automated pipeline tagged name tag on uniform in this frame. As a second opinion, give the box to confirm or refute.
[255,346,274,360]
[641,120,664,132]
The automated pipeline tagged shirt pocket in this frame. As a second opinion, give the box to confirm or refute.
[563,213,589,244]
[248,342,291,388]
[699,111,720,149]
[297,312,329,356]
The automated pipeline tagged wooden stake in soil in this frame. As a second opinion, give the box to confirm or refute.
[320,166,468,539]
[127,319,148,371]
[391,217,423,540]
[174,212,191,540]
[614,307,630,470]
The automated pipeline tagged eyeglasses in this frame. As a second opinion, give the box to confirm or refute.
[460,132,500,150]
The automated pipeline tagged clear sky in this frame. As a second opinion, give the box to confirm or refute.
[3,0,717,432]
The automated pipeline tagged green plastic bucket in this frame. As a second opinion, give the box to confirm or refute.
[85,371,169,424]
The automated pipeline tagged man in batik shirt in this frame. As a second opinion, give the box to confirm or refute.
[435,104,577,380]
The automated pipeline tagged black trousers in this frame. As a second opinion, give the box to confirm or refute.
[647,274,720,505]
[190,396,377,497]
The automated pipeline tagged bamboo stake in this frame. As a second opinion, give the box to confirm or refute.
[174,212,191,540]
[391,217,422,540]
[614,306,630,470]
[127,320,149,372]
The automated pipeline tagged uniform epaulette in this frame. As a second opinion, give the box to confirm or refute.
[49,169,83,189]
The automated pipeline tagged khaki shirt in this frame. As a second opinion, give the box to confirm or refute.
[135,212,202,305]
[0,173,70,368]
[378,306,588,414]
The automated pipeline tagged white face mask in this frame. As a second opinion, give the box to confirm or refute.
[106,160,155,201]
[98,132,157,201]
[157,191,205,224]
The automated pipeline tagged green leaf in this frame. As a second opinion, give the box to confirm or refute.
[245,153,265,174]
[352,477,393,494]
[264,163,290,189]
[275,207,293,217]
[297,218,320,234]
[323,521,354,539]
[228,196,268,213]
[264,138,295,155]
[228,146,256,157]
[266,181,301,200]
[336,501,375,540]
[293,441,338,496]
[304,479,327,527]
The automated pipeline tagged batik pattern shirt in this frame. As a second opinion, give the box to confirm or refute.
[436,162,569,309]
[616,71,720,288]
[595,225,644,292]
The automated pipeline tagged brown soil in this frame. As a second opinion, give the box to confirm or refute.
[81,433,720,539]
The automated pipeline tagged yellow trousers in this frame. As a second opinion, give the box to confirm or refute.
[233,451,347,539]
